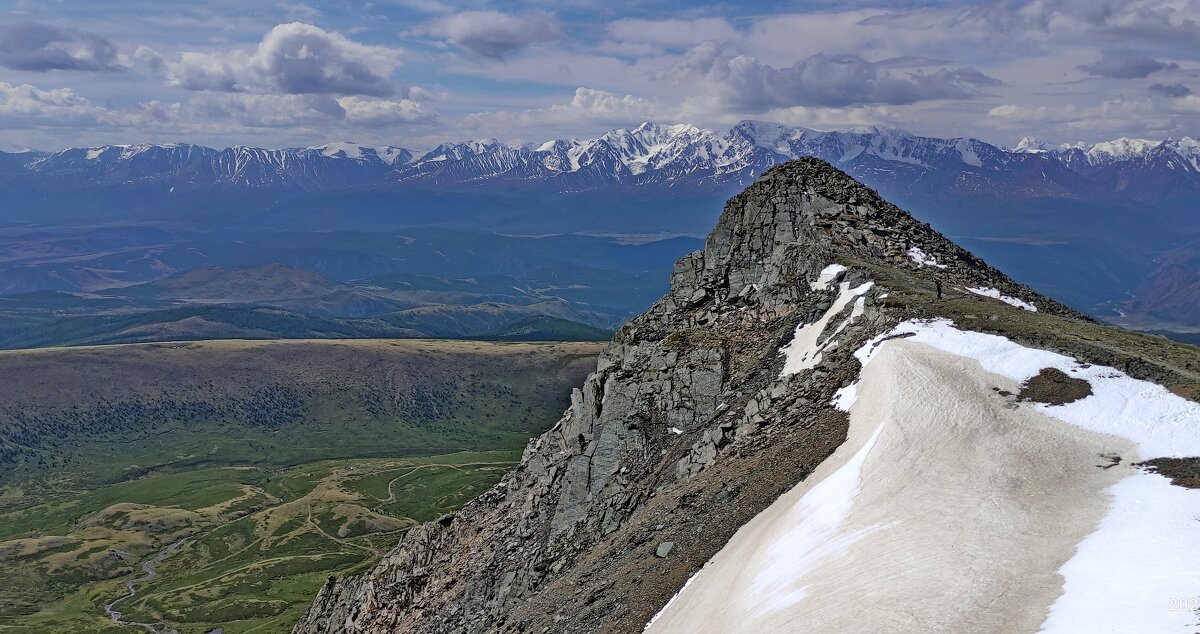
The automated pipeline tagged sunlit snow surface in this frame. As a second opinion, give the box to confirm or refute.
[781,276,872,375]
[809,264,847,290]
[861,319,1200,633]
[906,247,947,269]
[745,424,889,614]
[966,286,1038,312]
[652,316,1200,632]
[868,319,1200,456]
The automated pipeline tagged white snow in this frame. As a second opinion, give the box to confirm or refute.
[966,286,1037,312]
[809,264,847,290]
[669,427,684,435]
[315,142,361,159]
[654,318,1200,633]
[780,280,873,375]
[862,319,1200,633]
[830,383,858,412]
[906,247,947,269]
[744,423,889,613]
[955,139,983,166]
[864,319,1200,456]
[1064,137,1160,165]
[652,322,1147,632]
[310,141,406,161]
[1039,473,1200,633]
[1164,136,1200,171]
[375,146,410,165]
[1014,136,1050,154]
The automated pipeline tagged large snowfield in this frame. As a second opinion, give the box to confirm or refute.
[647,317,1200,633]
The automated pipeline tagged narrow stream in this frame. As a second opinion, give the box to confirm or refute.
[103,540,184,634]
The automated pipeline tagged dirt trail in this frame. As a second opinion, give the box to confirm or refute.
[648,339,1136,633]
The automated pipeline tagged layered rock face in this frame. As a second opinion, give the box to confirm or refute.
[293,158,1083,633]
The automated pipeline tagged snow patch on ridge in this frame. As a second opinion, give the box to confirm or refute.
[1039,473,1200,633]
[861,318,1200,456]
[652,317,1200,632]
[810,264,847,291]
[955,139,983,166]
[831,383,858,412]
[745,423,888,614]
[966,286,1037,311]
[906,247,946,269]
[862,319,1200,633]
[781,277,873,375]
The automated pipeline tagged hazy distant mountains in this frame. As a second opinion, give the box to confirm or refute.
[1,121,1198,331]
[3,122,1198,207]
[0,141,410,191]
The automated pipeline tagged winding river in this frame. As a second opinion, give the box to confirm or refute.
[103,540,184,634]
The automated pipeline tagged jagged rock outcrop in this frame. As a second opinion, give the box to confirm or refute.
[292,158,1086,633]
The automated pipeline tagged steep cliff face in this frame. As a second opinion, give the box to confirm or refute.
[293,159,1192,633]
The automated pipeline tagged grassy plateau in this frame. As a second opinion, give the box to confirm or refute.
[0,338,603,633]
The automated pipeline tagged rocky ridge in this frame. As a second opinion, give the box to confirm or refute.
[292,158,1092,633]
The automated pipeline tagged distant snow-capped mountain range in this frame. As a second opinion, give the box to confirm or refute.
[2,120,1197,205]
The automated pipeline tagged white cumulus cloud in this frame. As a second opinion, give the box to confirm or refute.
[165,22,403,97]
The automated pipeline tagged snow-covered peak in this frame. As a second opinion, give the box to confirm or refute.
[1167,136,1200,152]
[375,146,413,166]
[730,120,802,150]
[1162,136,1200,171]
[631,121,660,135]
[421,138,511,162]
[535,138,582,154]
[51,143,196,162]
[309,141,370,160]
[846,125,914,140]
[1063,138,1161,165]
[1013,137,1051,154]
[525,123,721,176]
[307,142,412,165]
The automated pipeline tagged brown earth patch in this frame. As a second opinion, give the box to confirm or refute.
[1137,457,1200,489]
[1018,368,1093,405]
[1168,383,1200,402]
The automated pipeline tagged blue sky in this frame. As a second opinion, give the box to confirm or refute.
[1,0,1197,150]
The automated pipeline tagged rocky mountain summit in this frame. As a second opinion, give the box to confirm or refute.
[293,158,1198,633]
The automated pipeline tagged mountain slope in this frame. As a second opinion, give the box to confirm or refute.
[293,159,1200,633]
